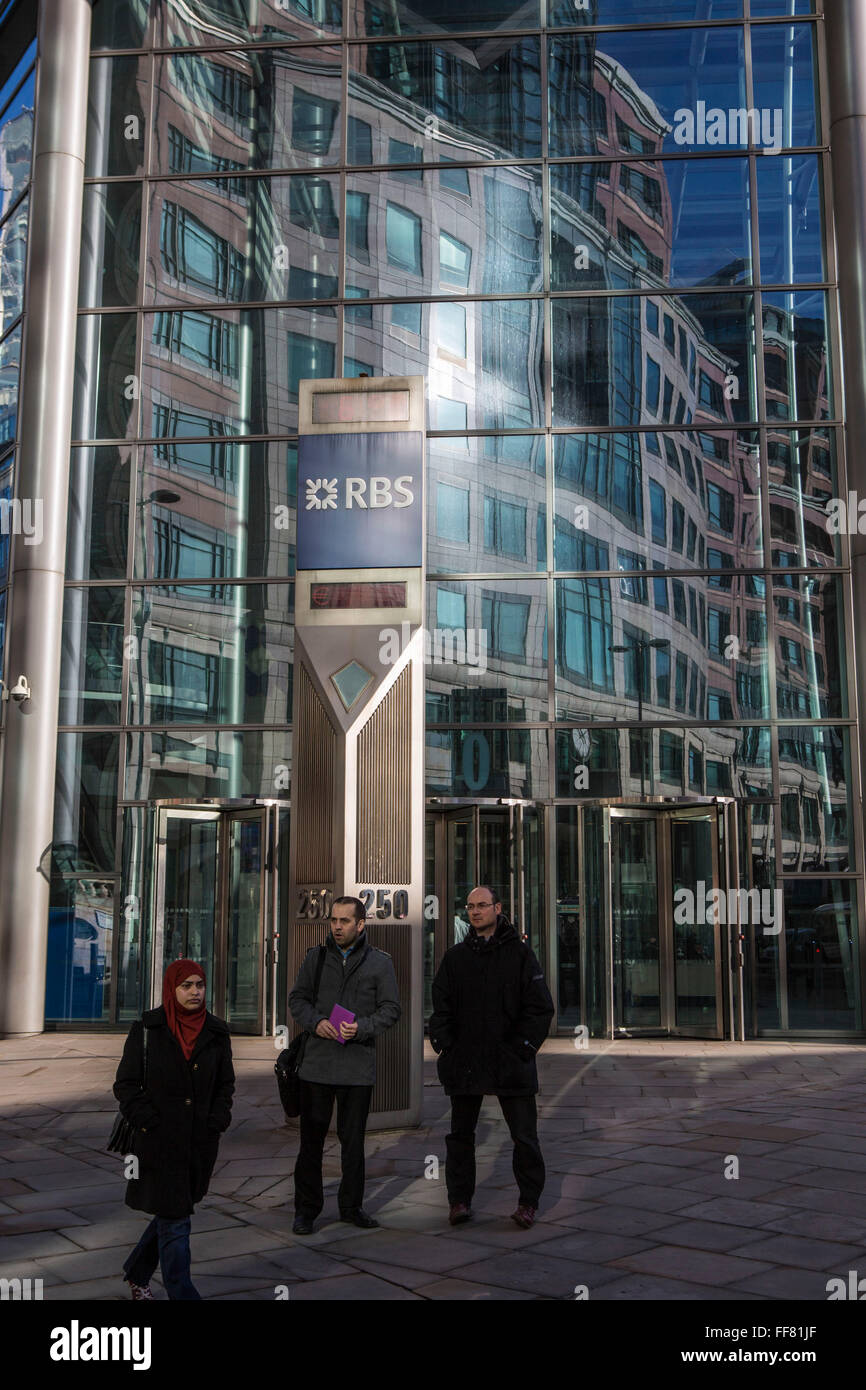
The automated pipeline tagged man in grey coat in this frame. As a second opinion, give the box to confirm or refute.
[288,895,401,1234]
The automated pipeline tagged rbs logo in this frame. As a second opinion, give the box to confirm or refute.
[305,476,414,511]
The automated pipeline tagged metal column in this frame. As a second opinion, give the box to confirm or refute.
[0,0,92,1035]
[826,4,866,836]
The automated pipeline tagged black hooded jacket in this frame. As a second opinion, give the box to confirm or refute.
[429,918,555,1096]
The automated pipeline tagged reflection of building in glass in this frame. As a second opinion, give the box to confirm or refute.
[0,0,861,1041]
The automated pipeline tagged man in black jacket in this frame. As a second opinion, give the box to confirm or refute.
[288,896,401,1235]
[430,885,554,1230]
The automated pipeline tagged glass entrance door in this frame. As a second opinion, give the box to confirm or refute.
[153,805,274,1033]
[609,807,724,1037]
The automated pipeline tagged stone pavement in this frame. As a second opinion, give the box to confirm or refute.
[1,1035,866,1300]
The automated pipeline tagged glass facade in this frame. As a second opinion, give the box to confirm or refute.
[4,0,862,1037]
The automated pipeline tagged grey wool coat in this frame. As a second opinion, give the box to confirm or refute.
[288,932,401,1085]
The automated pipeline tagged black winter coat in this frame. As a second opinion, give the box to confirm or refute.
[429,919,555,1096]
[113,1007,235,1219]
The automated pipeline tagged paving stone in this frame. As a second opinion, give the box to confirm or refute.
[0,1231,86,1262]
[447,1252,623,1298]
[282,1274,422,1300]
[525,1230,654,1263]
[417,1278,539,1300]
[599,1184,699,1214]
[593,1273,768,1300]
[0,1209,90,1234]
[44,1277,128,1301]
[650,1219,777,1254]
[316,1230,501,1274]
[758,1210,866,1242]
[675,1196,793,1227]
[608,1244,776,1285]
[335,1256,441,1289]
[724,1232,865,1271]
[730,1266,835,1299]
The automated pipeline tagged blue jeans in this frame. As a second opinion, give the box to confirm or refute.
[123,1217,201,1300]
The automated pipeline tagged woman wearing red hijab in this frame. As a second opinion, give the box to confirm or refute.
[114,959,234,1300]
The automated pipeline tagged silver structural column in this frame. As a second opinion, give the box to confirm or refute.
[0,0,92,1036]
[826,4,866,808]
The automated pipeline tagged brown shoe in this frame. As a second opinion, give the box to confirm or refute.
[511,1204,537,1229]
[448,1202,472,1226]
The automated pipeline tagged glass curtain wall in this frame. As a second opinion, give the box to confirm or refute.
[52,0,862,1033]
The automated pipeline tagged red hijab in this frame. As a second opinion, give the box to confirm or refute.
[163,959,207,1060]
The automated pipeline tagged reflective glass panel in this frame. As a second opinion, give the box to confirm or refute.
[143,306,336,435]
[344,298,544,428]
[778,728,853,873]
[90,0,149,48]
[356,0,540,36]
[549,30,747,158]
[554,429,762,572]
[136,440,297,581]
[53,732,119,873]
[552,295,758,428]
[429,435,545,574]
[73,313,138,441]
[46,877,114,1023]
[0,66,34,212]
[128,582,294,725]
[346,166,542,298]
[60,587,126,725]
[426,726,548,798]
[79,184,142,308]
[555,576,770,721]
[751,22,819,149]
[67,446,133,581]
[0,193,27,331]
[425,578,547,721]
[350,38,542,164]
[156,0,341,44]
[784,880,859,1032]
[146,177,340,305]
[125,730,293,801]
[555,725,772,803]
[0,323,21,447]
[771,574,847,718]
[85,56,148,177]
[153,48,343,173]
[551,158,752,292]
[757,154,824,285]
[550,0,742,23]
[762,291,832,423]
[767,428,839,568]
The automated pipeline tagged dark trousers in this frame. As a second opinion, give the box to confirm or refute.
[446,1094,545,1208]
[123,1216,200,1300]
[294,1080,373,1218]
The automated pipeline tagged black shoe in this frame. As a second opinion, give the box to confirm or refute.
[293,1214,315,1235]
[340,1209,379,1229]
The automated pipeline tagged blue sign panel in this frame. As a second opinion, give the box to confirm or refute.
[298,430,424,571]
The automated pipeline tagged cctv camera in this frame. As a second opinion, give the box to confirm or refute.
[9,675,30,704]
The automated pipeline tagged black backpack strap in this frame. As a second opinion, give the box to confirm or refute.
[309,943,327,1020]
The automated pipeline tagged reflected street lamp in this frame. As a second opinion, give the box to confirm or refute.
[610,636,670,797]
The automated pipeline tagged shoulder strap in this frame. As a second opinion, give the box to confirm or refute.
[141,1022,149,1089]
[311,943,327,1007]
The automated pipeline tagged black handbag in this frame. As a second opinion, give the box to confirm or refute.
[107,1022,148,1154]
[275,945,326,1118]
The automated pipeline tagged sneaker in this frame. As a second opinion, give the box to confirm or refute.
[126,1280,154,1300]
[511,1204,537,1229]
[448,1202,472,1226]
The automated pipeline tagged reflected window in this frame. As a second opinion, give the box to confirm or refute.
[438,301,467,358]
[348,117,372,164]
[440,162,471,196]
[388,138,423,180]
[439,232,471,288]
[287,330,335,397]
[649,480,666,544]
[556,579,614,691]
[482,592,530,660]
[437,586,466,628]
[391,301,421,334]
[152,310,238,376]
[289,178,339,238]
[386,203,422,274]
[292,89,339,155]
[346,191,369,260]
[161,203,244,297]
[436,483,469,542]
[484,497,526,558]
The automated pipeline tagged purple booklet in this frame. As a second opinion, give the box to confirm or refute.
[329,1005,356,1044]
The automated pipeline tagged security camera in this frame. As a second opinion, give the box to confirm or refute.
[9,675,30,704]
